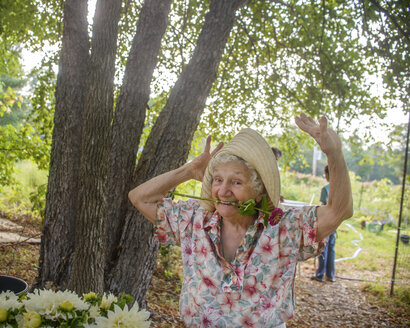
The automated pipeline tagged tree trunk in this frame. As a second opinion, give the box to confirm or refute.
[35,0,89,290]
[105,0,173,283]
[71,0,122,294]
[106,0,249,306]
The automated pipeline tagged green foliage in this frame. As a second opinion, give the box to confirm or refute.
[0,0,63,48]
[360,0,409,104]
[154,0,208,93]
[362,283,410,312]
[0,0,62,82]
[0,160,47,216]
[0,0,60,200]
[286,132,406,185]
[0,41,23,77]
[351,173,408,223]
[0,119,51,186]
[281,169,324,204]
[0,59,55,189]
[278,169,408,230]
[158,244,183,278]
[29,182,47,217]
[200,0,386,141]
[136,92,169,161]
[26,60,56,170]
[0,74,30,125]
[344,134,405,184]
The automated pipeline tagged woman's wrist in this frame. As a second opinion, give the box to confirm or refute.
[182,161,203,182]
[174,163,196,184]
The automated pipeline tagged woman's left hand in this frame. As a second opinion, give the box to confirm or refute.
[187,136,224,182]
[295,113,341,156]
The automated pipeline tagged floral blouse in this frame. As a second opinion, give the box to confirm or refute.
[155,198,326,328]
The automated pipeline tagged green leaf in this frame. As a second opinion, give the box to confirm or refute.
[238,199,257,216]
[263,214,269,228]
[260,194,269,213]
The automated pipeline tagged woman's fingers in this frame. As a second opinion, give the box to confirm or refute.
[211,142,224,156]
[204,136,212,154]
[295,114,317,135]
[204,136,223,157]
[319,116,328,136]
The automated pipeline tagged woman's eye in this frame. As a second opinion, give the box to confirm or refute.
[233,180,242,185]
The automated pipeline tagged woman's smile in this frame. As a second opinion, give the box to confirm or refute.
[219,200,238,206]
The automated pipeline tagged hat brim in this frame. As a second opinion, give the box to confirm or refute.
[200,128,280,212]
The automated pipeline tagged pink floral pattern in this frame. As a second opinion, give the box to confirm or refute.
[156,198,325,327]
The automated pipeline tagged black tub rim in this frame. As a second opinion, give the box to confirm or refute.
[0,274,29,295]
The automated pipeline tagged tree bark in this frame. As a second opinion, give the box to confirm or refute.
[35,0,89,290]
[71,0,122,295]
[107,0,249,306]
[105,0,173,283]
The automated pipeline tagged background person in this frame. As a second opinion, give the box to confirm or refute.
[129,113,353,327]
[312,165,337,282]
[271,147,282,161]
[271,147,284,202]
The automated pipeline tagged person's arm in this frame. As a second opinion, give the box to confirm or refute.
[128,136,223,224]
[295,114,353,241]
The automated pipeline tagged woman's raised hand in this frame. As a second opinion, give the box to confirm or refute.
[189,136,224,182]
[295,113,342,156]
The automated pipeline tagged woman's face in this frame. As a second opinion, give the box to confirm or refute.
[211,161,262,219]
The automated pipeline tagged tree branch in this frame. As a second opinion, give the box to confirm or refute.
[368,0,410,45]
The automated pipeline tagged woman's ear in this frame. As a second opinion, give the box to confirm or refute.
[255,194,263,203]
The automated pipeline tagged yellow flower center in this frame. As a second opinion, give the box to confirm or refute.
[24,311,41,328]
[83,292,97,301]
[59,300,74,312]
[0,308,8,322]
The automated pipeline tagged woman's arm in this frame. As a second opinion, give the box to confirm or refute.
[295,114,353,241]
[128,136,223,224]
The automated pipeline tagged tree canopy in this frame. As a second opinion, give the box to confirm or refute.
[2,0,409,174]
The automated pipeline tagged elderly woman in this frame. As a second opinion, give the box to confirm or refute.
[129,114,353,327]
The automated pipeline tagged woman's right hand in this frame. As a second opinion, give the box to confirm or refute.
[188,136,224,182]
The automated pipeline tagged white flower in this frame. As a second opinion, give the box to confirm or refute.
[0,291,21,311]
[88,305,101,319]
[93,304,151,328]
[100,293,118,311]
[23,289,88,320]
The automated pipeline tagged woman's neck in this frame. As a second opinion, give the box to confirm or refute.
[220,214,257,262]
[221,214,256,231]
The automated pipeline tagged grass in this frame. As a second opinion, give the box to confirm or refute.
[362,283,410,320]
[335,219,407,282]
[0,160,47,216]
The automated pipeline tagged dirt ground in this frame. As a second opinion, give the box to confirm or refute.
[287,262,407,328]
[1,212,409,328]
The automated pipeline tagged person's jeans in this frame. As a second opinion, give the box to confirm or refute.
[316,231,336,279]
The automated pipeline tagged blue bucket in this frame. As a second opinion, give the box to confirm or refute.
[0,275,28,295]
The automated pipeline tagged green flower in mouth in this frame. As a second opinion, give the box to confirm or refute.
[170,192,283,227]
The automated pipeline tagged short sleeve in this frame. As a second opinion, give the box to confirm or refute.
[297,206,326,261]
[155,198,199,246]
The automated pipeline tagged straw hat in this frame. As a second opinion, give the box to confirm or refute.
[200,128,280,212]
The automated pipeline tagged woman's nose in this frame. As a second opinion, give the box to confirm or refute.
[218,182,232,197]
